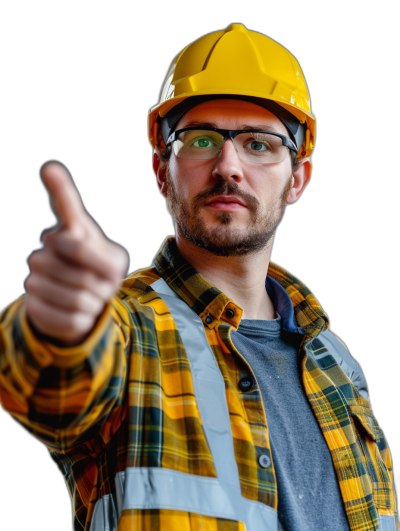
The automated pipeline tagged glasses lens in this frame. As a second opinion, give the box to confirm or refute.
[172,130,224,160]
[234,132,288,164]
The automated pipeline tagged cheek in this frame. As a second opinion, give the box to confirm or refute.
[167,171,195,209]
[168,156,208,201]
[170,150,216,180]
[245,168,282,197]
[250,174,291,210]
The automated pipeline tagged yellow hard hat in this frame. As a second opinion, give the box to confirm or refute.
[149,23,315,158]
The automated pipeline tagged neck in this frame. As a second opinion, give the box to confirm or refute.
[175,233,276,320]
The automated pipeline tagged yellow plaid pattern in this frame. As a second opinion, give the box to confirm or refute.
[0,236,397,530]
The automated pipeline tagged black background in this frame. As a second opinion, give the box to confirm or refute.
[0,9,400,531]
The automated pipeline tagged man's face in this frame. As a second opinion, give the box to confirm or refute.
[162,99,295,257]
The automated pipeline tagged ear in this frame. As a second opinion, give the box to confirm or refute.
[153,151,168,198]
[286,158,312,205]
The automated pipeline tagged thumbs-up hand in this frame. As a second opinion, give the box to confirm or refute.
[24,161,129,346]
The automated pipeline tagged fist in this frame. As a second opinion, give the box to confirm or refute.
[24,161,129,346]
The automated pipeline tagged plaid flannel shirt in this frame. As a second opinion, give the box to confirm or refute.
[0,236,398,530]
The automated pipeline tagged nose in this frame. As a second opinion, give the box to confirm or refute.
[211,138,244,183]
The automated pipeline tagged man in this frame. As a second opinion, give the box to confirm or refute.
[0,23,398,531]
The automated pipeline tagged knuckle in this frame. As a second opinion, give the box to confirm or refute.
[26,295,48,327]
[94,298,105,315]
[107,279,119,295]
[61,312,80,335]
[25,293,36,314]
[90,294,105,315]
[23,273,29,288]
[40,228,54,243]
[73,290,99,314]
[27,249,41,268]
[68,312,93,335]
[25,296,41,327]
[71,291,88,312]
[96,280,114,301]
[109,262,121,281]
[29,251,53,275]
[83,270,96,288]
[72,238,85,260]
[24,274,35,293]
[41,228,59,246]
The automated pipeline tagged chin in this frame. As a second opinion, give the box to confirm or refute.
[215,212,235,225]
[203,210,242,227]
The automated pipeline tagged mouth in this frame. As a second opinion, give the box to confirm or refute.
[204,196,247,210]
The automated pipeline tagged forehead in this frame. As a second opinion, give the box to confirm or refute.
[176,99,289,135]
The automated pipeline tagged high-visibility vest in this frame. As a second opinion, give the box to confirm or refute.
[90,278,397,531]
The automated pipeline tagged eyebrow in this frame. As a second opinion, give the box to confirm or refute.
[179,121,281,132]
[239,124,280,132]
[181,121,219,129]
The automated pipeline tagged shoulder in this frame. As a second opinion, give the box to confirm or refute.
[317,329,369,399]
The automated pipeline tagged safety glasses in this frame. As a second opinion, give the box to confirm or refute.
[167,127,297,164]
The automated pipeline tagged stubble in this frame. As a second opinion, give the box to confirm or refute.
[165,166,293,257]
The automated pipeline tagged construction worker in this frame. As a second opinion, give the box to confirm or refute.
[0,23,398,531]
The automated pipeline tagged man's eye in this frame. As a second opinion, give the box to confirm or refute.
[192,138,215,148]
[245,140,270,152]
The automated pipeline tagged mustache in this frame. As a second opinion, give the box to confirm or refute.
[194,180,259,210]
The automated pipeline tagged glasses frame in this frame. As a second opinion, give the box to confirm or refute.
[166,127,298,163]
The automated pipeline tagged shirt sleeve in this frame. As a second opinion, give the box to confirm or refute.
[0,293,131,452]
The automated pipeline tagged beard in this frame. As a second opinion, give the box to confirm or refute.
[165,166,293,257]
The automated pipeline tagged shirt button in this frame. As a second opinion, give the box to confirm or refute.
[259,454,271,469]
[238,376,255,392]
[205,315,213,324]
[226,308,235,319]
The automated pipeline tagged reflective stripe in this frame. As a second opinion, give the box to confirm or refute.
[90,279,397,531]
[115,467,277,528]
[91,278,279,530]
[151,277,241,489]
[318,330,369,399]
[90,494,118,531]
[144,278,278,530]
[378,514,397,531]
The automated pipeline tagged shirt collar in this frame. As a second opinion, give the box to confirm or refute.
[153,236,329,339]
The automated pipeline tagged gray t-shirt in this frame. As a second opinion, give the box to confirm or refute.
[230,276,350,531]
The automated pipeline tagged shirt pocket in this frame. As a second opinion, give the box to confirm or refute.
[349,398,397,513]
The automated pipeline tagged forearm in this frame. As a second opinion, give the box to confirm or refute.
[0,294,130,451]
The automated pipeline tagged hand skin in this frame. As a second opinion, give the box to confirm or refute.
[24,161,129,347]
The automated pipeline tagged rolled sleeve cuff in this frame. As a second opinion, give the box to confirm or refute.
[18,298,114,369]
